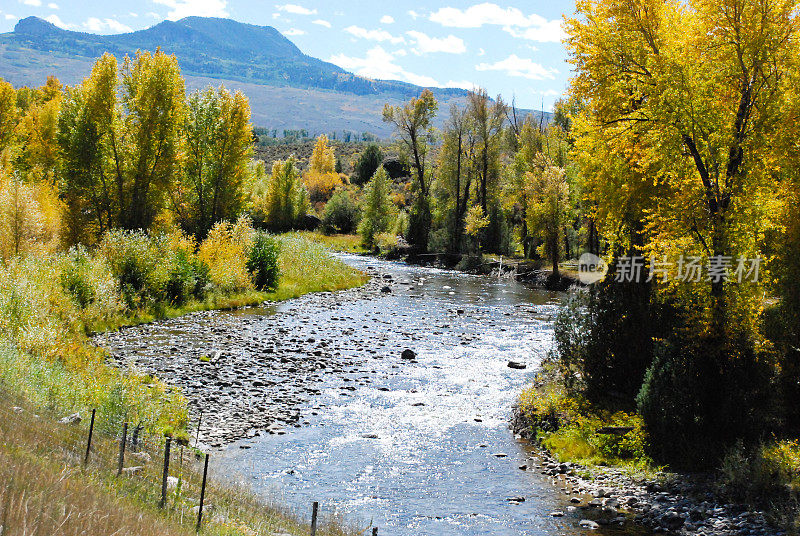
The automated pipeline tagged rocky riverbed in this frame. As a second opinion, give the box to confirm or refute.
[512,411,784,536]
[94,267,396,447]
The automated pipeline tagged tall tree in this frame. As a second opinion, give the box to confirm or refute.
[383,90,438,250]
[467,89,506,215]
[117,50,185,231]
[568,0,797,331]
[358,166,394,247]
[173,86,253,238]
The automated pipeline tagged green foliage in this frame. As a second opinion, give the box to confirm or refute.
[406,195,432,252]
[518,382,651,468]
[59,247,96,308]
[246,232,280,291]
[358,166,393,248]
[637,333,777,469]
[321,189,361,234]
[353,143,383,186]
[176,86,253,239]
[257,157,309,233]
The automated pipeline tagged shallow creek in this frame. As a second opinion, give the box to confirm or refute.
[96,254,651,536]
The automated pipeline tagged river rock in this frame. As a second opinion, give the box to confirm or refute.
[401,349,417,360]
[507,361,527,370]
[59,413,81,425]
[579,519,600,530]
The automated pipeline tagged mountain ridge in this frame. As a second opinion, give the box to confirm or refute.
[0,16,546,136]
[6,16,469,99]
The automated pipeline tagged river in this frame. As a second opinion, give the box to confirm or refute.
[97,254,650,536]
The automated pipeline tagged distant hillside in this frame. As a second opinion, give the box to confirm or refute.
[0,16,549,136]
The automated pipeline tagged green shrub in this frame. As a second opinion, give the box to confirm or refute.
[246,232,280,291]
[358,166,393,248]
[99,230,166,309]
[353,143,383,186]
[637,333,777,469]
[60,247,96,308]
[164,250,202,306]
[321,189,360,234]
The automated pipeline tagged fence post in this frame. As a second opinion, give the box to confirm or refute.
[194,410,203,448]
[160,437,172,509]
[117,422,128,476]
[84,409,96,467]
[196,453,210,532]
[310,501,319,536]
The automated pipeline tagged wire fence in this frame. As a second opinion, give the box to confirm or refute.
[0,386,377,536]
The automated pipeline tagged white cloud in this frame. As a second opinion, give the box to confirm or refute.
[276,4,316,16]
[6,14,17,20]
[146,12,160,18]
[475,54,557,80]
[503,24,563,44]
[446,80,476,90]
[408,10,420,19]
[128,12,138,17]
[430,3,564,42]
[344,25,405,45]
[533,89,560,97]
[45,14,74,29]
[152,0,228,20]
[83,17,132,33]
[394,49,407,57]
[406,30,465,54]
[329,46,440,87]
[312,19,331,28]
[380,15,394,24]
[47,2,58,9]
[283,28,305,36]
[478,48,486,56]
[21,0,42,6]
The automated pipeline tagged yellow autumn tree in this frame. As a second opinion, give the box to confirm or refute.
[568,0,798,330]
[304,134,345,204]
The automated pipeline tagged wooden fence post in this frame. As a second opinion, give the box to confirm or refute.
[160,437,172,509]
[117,422,128,476]
[195,410,203,448]
[310,501,319,536]
[83,409,96,467]
[196,453,210,532]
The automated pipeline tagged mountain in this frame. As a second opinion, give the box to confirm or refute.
[0,16,545,136]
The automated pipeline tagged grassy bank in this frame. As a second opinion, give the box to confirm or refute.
[516,366,653,472]
[0,223,366,535]
[291,231,368,254]
[517,367,800,529]
[0,387,354,536]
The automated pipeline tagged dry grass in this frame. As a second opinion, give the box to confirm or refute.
[0,389,360,536]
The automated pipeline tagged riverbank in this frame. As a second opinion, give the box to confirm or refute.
[0,230,367,536]
[295,231,580,289]
[94,265,385,446]
[511,385,793,536]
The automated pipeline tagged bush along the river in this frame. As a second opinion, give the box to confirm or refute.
[517,284,800,531]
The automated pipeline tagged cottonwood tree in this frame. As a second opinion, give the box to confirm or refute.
[383,89,437,249]
[568,0,798,330]
[260,157,309,232]
[173,86,253,239]
[58,51,185,239]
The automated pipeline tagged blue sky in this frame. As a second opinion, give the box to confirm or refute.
[0,0,575,110]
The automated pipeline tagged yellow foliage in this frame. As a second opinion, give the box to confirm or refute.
[309,134,336,174]
[0,171,62,261]
[304,170,346,203]
[198,216,255,293]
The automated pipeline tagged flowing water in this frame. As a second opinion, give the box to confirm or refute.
[102,254,651,536]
